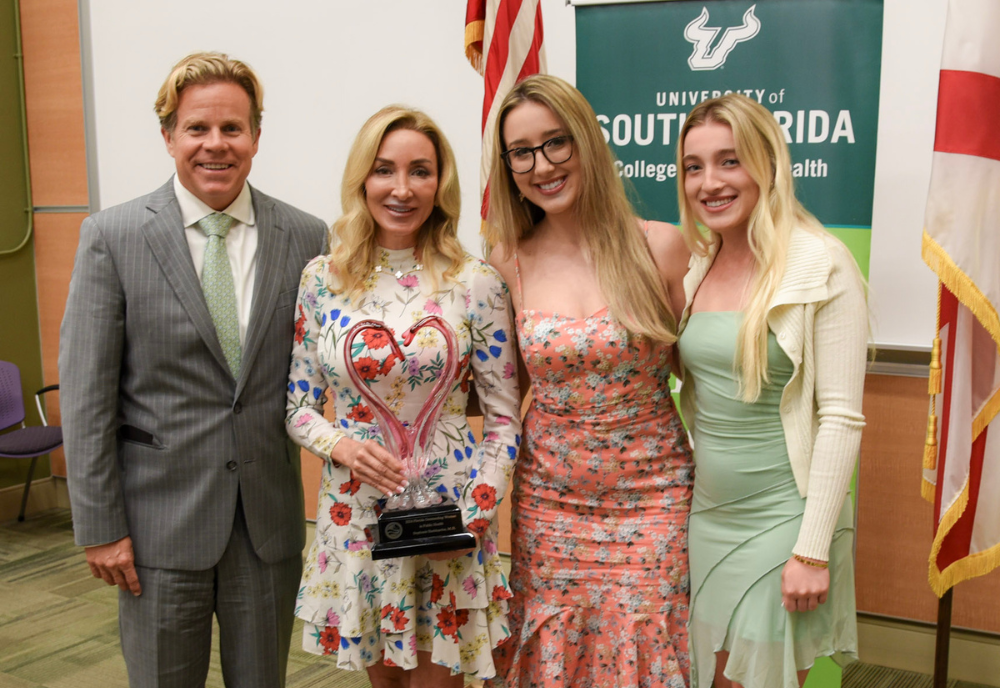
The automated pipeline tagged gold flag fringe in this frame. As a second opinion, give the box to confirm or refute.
[465,20,485,75]
[921,476,936,503]
[928,336,942,395]
[922,231,1000,351]
[922,230,1000,595]
[928,476,1000,597]
[923,408,938,471]
[973,384,1000,441]
[922,232,1000,439]
[923,282,943,480]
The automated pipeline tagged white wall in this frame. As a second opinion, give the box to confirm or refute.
[81,0,946,350]
[81,0,576,258]
[867,0,948,350]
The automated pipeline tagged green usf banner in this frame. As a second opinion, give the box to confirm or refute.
[576,0,883,277]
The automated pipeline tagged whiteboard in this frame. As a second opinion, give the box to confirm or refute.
[79,0,944,350]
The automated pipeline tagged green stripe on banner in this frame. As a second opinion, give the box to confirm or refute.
[826,226,872,280]
[804,658,842,688]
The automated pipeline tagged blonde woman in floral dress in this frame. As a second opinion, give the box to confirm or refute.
[286,106,522,687]
[485,76,693,688]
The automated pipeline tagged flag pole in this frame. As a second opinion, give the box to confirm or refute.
[933,588,953,688]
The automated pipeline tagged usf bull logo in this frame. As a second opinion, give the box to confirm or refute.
[684,5,761,71]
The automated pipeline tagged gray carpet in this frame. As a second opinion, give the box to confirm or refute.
[0,509,367,688]
[2,509,990,688]
[843,661,993,688]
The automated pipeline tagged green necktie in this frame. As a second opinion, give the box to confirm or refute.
[198,212,242,377]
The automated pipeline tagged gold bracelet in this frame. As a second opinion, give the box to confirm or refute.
[793,554,829,569]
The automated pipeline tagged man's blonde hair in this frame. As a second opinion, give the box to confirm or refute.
[154,52,263,136]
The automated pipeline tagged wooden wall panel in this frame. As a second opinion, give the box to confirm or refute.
[19,0,88,207]
[31,212,85,475]
[302,448,322,521]
[855,373,1000,633]
[20,0,88,480]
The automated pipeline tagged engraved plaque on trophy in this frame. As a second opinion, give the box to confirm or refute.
[344,316,476,560]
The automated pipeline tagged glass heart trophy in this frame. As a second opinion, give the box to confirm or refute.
[344,316,477,560]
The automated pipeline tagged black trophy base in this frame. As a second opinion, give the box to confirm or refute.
[371,500,476,560]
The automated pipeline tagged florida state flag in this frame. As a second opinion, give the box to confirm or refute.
[922,0,1000,597]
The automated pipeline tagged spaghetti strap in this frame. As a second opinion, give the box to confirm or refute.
[643,219,650,236]
[513,251,525,310]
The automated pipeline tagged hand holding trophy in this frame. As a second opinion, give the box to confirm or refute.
[344,316,477,560]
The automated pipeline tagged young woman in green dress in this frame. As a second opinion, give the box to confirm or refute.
[675,93,868,688]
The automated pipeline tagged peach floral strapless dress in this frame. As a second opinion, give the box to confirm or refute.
[491,259,694,688]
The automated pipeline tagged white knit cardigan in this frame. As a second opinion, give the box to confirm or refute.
[678,227,868,561]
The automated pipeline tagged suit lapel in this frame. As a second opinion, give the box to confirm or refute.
[237,188,288,396]
[142,181,233,379]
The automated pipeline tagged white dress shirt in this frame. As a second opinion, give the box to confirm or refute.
[174,175,257,346]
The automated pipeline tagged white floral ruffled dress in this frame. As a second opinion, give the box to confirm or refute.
[286,248,522,678]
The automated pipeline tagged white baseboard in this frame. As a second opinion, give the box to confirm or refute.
[858,614,1000,686]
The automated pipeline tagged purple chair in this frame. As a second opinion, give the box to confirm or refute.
[0,360,62,522]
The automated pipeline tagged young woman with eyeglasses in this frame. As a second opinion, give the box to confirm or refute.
[483,75,694,688]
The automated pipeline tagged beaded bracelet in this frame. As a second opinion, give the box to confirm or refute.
[793,554,829,569]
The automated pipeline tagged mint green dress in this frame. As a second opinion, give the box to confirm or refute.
[677,312,857,688]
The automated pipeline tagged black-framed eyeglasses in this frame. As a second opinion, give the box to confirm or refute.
[501,135,574,174]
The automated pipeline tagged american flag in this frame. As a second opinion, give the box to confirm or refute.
[465,0,546,220]
[922,0,1000,597]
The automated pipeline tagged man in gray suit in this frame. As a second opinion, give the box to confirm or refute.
[59,52,327,687]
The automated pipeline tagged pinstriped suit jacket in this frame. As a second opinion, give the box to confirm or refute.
[59,180,327,570]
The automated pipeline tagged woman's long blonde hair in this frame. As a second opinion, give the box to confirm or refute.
[485,75,677,344]
[328,106,465,300]
[677,93,825,402]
